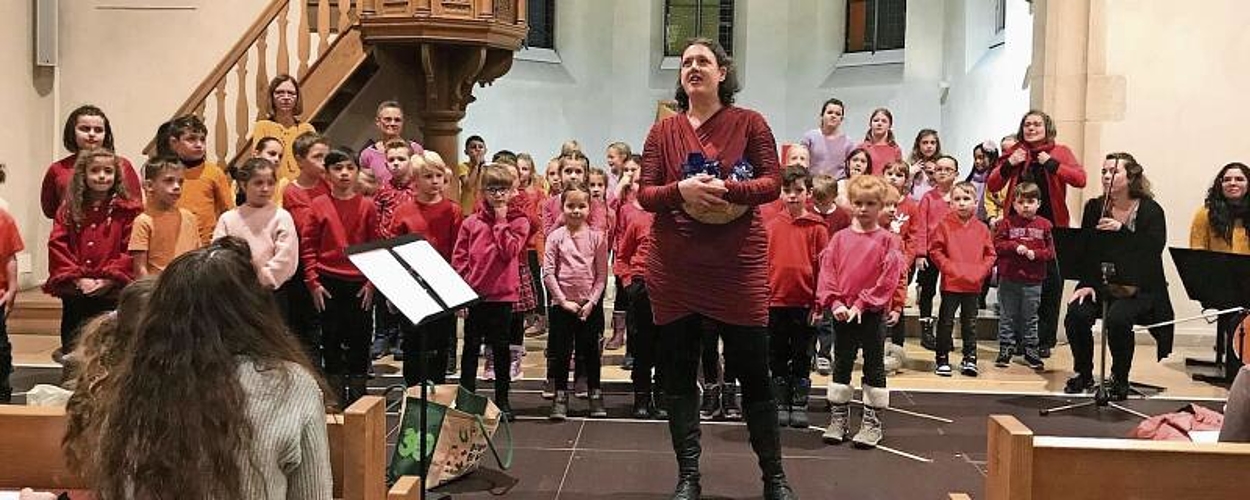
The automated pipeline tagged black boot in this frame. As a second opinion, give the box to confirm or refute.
[327,374,346,408]
[346,375,369,405]
[495,380,516,422]
[652,387,669,420]
[633,391,653,419]
[665,394,702,500]
[790,378,811,429]
[745,401,798,500]
[772,376,791,427]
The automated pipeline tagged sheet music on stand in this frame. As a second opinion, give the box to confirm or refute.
[348,234,477,326]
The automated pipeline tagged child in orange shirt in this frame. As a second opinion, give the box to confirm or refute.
[156,115,235,244]
[130,158,200,277]
[930,179,996,377]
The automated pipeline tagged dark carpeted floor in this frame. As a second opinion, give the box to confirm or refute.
[9,367,1224,499]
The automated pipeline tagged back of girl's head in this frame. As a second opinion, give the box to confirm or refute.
[63,105,115,152]
[233,157,277,183]
[847,174,889,204]
[63,277,157,475]
[155,115,208,157]
[325,146,357,167]
[561,180,591,204]
[480,163,517,189]
[90,236,322,498]
[910,129,942,162]
[811,174,838,203]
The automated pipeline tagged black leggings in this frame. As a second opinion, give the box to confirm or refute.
[1038,260,1062,349]
[659,315,771,405]
[401,313,456,386]
[916,264,940,319]
[548,305,602,391]
[280,269,322,370]
[768,307,814,381]
[461,302,512,393]
[832,311,886,388]
[626,280,660,393]
[319,276,373,377]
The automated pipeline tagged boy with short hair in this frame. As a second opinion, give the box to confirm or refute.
[911,155,961,347]
[451,163,531,421]
[766,166,830,429]
[808,173,850,374]
[457,135,488,213]
[371,139,419,359]
[278,131,330,367]
[302,147,378,404]
[390,152,465,386]
[992,182,1053,370]
[130,157,200,277]
[929,178,996,377]
[160,115,235,244]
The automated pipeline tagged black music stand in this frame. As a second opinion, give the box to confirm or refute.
[1040,227,1156,418]
[349,234,479,500]
[1169,247,1250,383]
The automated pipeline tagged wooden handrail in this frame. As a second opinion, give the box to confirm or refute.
[144,0,292,156]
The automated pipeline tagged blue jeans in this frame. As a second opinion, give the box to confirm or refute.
[997,280,1041,357]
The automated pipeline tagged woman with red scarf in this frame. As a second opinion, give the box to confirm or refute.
[638,38,797,500]
[987,110,1086,357]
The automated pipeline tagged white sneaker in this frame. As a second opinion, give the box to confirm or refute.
[815,356,832,376]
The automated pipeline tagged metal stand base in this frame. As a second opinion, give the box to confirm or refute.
[1039,385,1150,419]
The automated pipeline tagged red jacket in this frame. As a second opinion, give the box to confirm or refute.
[616,211,654,286]
[766,211,830,308]
[611,197,645,277]
[911,188,951,259]
[986,142,1086,227]
[389,198,464,261]
[452,200,531,302]
[930,212,996,293]
[300,194,379,288]
[282,180,331,234]
[993,213,1054,284]
[45,196,142,296]
[889,197,919,261]
[41,154,142,219]
[816,227,905,312]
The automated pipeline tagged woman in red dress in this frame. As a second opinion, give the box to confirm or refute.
[637,38,797,500]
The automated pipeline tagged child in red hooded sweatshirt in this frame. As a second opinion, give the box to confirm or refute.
[451,163,530,421]
[765,166,830,430]
[930,178,996,378]
[911,156,959,347]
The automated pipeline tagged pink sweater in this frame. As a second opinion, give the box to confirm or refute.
[542,225,609,305]
[213,204,299,289]
[816,227,906,312]
[451,201,530,302]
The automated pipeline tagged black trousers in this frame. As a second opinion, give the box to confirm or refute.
[461,302,512,393]
[916,264,941,319]
[1064,291,1156,380]
[549,305,602,391]
[659,314,771,406]
[400,313,456,386]
[280,269,322,370]
[832,311,886,388]
[626,280,660,393]
[319,276,373,377]
[60,294,116,352]
[0,308,11,382]
[1038,260,1062,349]
[937,291,980,358]
[767,307,814,381]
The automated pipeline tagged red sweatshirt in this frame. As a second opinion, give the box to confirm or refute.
[282,180,331,234]
[611,197,645,277]
[374,181,417,239]
[809,201,852,235]
[993,213,1054,285]
[41,155,142,219]
[616,211,654,286]
[816,227,905,312]
[45,197,142,296]
[766,211,830,307]
[930,212,996,293]
[389,198,464,261]
[911,188,952,259]
[300,194,379,288]
[451,200,531,302]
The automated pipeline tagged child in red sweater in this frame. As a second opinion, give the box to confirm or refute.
[617,207,661,419]
[46,148,142,353]
[301,147,379,404]
[609,155,646,367]
[0,198,24,402]
[390,152,464,386]
[993,182,1053,370]
[880,185,912,372]
[883,160,919,348]
[766,166,830,429]
[371,139,418,361]
[911,155,959,347]
[930,180,996,377]
[279,132,329,366]
[451,164,530,421]
[808,173,851,374]
[817,175,905,448]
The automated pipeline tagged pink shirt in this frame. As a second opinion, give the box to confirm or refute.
[213,204,299,289]
[541,195,608,236]
[542,225,609,306]
[816,227,906,312]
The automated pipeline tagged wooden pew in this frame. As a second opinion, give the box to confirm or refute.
[985,414,1250,500]
[0,395,390,500]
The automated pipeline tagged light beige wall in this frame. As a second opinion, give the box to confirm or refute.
[0,0,56,287]
[1079,0,1250,335]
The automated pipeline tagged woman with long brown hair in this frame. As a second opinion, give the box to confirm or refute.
[66,236,332,499]
[1190,162,1250,379]
[638,38,797,500]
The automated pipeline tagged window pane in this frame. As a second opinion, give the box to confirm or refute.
[844,0,906,53]
[875,0,906,50]
[665,0,734,57]
[526,0,555,49]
